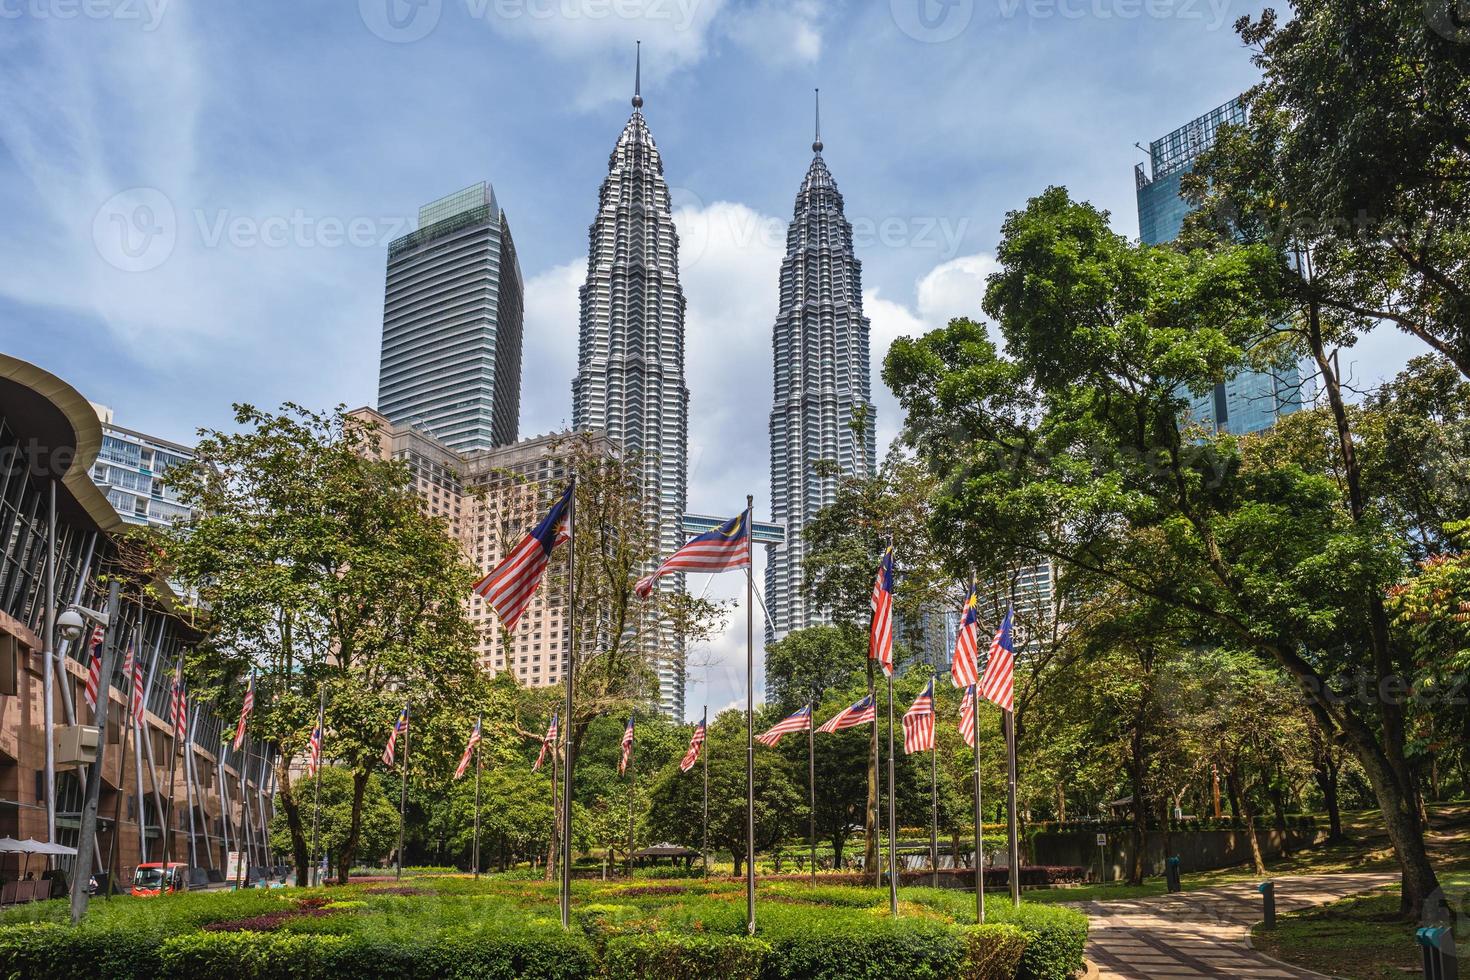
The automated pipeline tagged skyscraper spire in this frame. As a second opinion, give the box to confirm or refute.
[813,88,822,154]
[632,40,643,109]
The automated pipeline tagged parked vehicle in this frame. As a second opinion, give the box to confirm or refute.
[130,862,189,897]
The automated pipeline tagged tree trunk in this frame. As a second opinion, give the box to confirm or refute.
[1056,782,1067,823]
[275,759,310,887]
[337,769,369,884]
[1126,747,1148,886]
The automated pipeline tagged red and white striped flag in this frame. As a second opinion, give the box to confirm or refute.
[756,704,812,747]
[170,656,188,742]
[635,510,750,599]
[959,685,977,748]
[124,647,145,725]
[817,695,876,734]
[473,483,573,632]
[232,675,255,750]
[679,718,706,772]
[533,712,558,773]
[307,721,323,778]
[618,716,635,776]
[869,549,895,677]
[382,704,409,767]
[902,679,936,753]
[951,589,980,688]
[978,605,1016,713]
[83,626,104,710]
[454,717,482,780]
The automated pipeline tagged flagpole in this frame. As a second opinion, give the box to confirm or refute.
[886,670,898,917]
[930,713,938,888]
[105,636,135,901]
[310,685,325,886]
[548,713,558,883]
[807,700,816,885]
[626,713,635,877]
[560,473,577,929]
[473,717,483,880]
[974,686,985,924]
[744,494,756,936]
[701,706,709,879]
[161,656,184,868]
[1005,708,1020,908]
[396,708,409,881]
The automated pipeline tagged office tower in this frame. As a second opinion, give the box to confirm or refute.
[87,406,196,528]
[1135,98,1306,434]
[570,53,689,718]
[351,407,611,691]
[378,181,524,453]
[765,93,877,650]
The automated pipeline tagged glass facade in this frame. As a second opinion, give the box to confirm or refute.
[378,181,524,454]
[89,420,196,528]
[1135,98,1306,435]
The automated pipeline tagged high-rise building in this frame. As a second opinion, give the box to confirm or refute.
[1135,98,1306,435]
[378,181,524,453]
[351,407,610,691]
[570,54,689,718]
[765,94,877,650]
[87,406,195,528]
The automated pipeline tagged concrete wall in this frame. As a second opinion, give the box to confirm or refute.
[1032,825,1323,880]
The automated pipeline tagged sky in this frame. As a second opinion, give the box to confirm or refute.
[0,0,1427,722]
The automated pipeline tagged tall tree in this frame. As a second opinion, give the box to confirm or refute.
[161,404,484,885]
[884,187,1442,914]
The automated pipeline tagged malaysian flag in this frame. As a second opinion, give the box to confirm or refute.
[902,679,936,754]
[618,716,635,776]
[455,717,482,780]
[951,589,980,689]
[756,704,812,747]
[307,721,323,778]
[382,704,409,767]
[869,549,895,677]
[978,604,1016,713]
[635,509,750,599]
[124,647,145,725]
[232,675,255,750]
[170,656,188,742]
[817,694,877,734]
[679,717,706,772]
[533,711,558,773]
[959,685,977,748]
[472,482,573,632]
[83,626,104,710]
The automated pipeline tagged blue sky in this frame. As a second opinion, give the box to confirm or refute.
[0,0,1424,719]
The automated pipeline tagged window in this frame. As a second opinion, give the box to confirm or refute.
[0,635,17,695]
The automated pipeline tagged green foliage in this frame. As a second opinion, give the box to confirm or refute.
[959,923,1028,980]
[604,933,769,980]
[269,766,398,866]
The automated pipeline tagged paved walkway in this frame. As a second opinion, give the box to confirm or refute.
[1077,871,1396,978]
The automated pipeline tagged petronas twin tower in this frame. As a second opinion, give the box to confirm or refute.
[572,57,873,717]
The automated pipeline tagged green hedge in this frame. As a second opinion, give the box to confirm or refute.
[605,933,770,980]
[986,904,1087,980]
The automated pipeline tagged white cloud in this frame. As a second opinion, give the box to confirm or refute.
[916,252,998,325]
[723,0,823,67]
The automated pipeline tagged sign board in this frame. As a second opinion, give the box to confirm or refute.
[1095,834,1107,847]
[225,850,245,885]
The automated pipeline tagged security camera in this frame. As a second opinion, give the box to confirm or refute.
[57,605,109,643]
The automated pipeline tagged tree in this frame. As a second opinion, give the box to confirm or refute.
[646,710,804,876]
[1184,1,1470,379]
[161,404,484,885]
[763,625,867,717]
[884,187,1442,914]
[268,766,398,871]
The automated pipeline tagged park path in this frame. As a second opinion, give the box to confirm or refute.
[1076,871,1396,979]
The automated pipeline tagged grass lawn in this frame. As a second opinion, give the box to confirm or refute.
[1250,870,1470,980]
[0,873,1090,979]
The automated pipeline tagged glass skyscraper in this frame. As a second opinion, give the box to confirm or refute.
[571,61,690,719]
[87,406,195,528]
[1135,98,1306,434]
[378,181,524,453]
[765,95,876,651]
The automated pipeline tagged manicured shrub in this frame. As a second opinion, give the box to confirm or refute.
[160,931,346,978]
[604,932,770,980]
[987,904,1087,980]
[0,922,159,980]
[959,923,1027,980]
[760,920,966,980]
